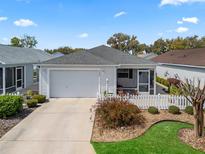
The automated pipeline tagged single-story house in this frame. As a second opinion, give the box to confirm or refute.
[152,48,205,85]
[38,45,156,98]
[0,44,52,94]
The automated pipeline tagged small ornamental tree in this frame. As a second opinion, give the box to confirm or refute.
[179,79,205,138]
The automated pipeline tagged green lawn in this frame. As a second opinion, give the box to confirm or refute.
[92,121,204,154]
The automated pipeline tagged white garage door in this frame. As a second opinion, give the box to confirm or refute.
[50,70,99,98]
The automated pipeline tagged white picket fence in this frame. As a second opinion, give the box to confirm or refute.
[98,94,192,110]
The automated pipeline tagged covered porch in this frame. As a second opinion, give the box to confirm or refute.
[117,67,156,95]
[0,66,25,95]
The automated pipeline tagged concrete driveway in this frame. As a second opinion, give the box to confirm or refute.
[0,98,96,154]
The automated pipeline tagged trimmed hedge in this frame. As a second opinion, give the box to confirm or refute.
[0,95,23,118]
[185,106,193,115]
[26,99,38,108]
[168,105,180,114]
[96,98,145,128]
[32,95,46,103]
[156,76,169,87]
[148,106,159,114]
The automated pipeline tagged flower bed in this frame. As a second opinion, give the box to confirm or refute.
[92,110,205,142]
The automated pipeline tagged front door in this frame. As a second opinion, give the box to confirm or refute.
[16,67,23,90]
[138,70,150,95]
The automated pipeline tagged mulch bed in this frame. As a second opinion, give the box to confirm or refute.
[0,107,37,138]
[179,129,205,152]
[92,110,205,142]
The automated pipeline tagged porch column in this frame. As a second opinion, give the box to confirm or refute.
[2,67,5,95]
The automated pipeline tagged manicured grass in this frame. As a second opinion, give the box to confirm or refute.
[92,121,204,154]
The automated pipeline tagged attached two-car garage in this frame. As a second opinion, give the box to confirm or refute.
[49,70,100,98]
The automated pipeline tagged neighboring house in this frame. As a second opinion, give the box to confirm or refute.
[152,48,205,85]
[38,45,156,98]
[0,44,53,94]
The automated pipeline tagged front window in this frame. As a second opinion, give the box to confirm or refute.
[117,69,133,79]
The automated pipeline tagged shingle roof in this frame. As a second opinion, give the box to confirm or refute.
[152,48,205,67]
[43,50,115,65]
[89,45,155,65]
[42,45,156,66]
[0,44,53,65]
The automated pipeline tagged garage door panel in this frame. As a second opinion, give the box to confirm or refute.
[50,70,99,98]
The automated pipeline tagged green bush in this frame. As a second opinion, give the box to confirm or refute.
[169,85,182,95]
[26,90,33,96]
[96,98,145,128]
[0,95,23,118]
[168,105,180,114]
[156,76,161,82]
[185,106,193,115]
[32,95,46,103]
[26,99,38,108]
[156,76,169,87]
[148,106,159,114]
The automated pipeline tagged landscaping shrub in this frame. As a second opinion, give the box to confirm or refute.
[184,106,193,115]
[169,85,182,95]
[156,76,161,83]
[32,95,46,103]
[96,98,145,128]
[0,95,23,118]
[148,106,159,114]
[26,90,33,96]
[26,99,38,108]
[156,76,169,87]
[168,105,180,114]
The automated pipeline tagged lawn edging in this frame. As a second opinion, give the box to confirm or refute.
[92,121,204,154]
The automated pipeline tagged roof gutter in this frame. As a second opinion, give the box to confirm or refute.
[37,64,118,67]
[119,64,157,66]
[158,63,205,69]
[37,63,157,67]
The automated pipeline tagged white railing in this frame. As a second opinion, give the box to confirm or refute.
[98,94,192,110]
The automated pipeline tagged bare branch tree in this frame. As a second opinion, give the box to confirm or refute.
[179,79,205,138]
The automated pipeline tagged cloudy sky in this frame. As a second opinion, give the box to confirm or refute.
[0,0,205,49]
